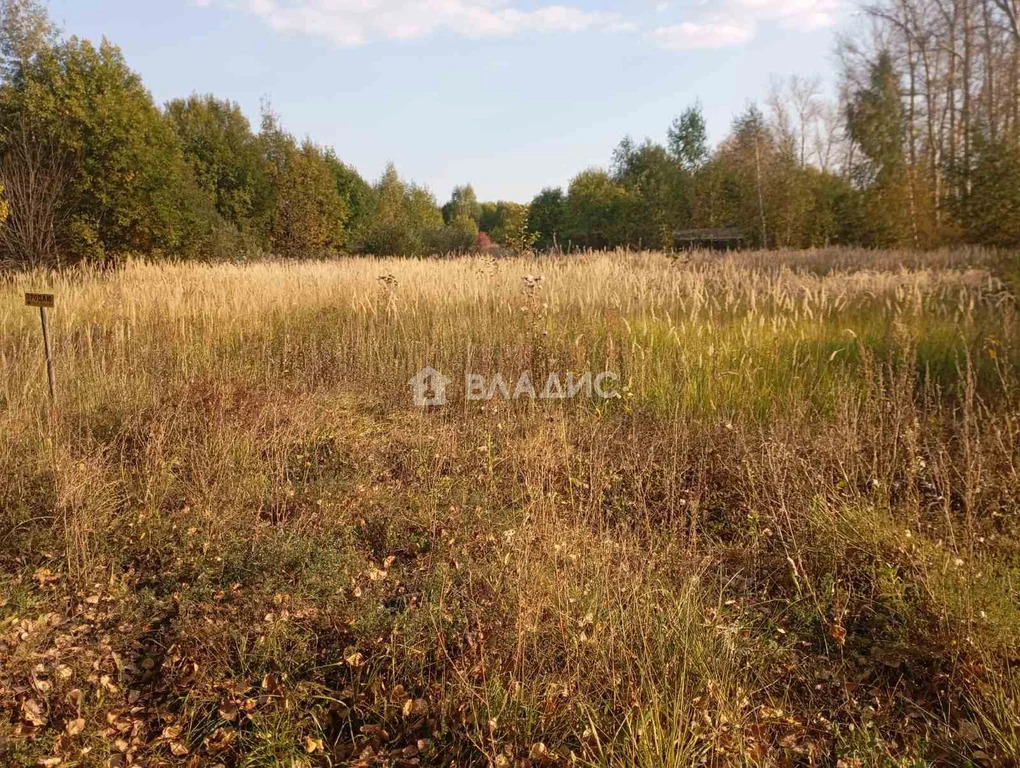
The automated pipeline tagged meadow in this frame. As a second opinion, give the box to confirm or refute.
[0,248,1018,767]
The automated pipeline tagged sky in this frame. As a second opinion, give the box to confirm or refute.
[45,0,855,203]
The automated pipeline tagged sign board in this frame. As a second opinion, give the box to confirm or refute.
[25,293,55,309]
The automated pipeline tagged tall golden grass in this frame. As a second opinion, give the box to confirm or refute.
[0,249,1017,766]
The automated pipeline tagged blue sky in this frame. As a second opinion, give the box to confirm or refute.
[46,0,853,203]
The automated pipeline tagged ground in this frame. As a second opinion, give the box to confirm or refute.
[0,249,1018,767]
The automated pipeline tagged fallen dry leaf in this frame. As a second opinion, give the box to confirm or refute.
[22,699,47,727]
[66,718,85,736]
[360,724,388,739]
[205,727,236,753]
[402,698,428,717]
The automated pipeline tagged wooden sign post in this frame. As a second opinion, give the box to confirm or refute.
[25,292,56,400]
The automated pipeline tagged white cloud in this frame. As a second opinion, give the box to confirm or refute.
[651,0,844,51]
[733,0,843,31]
[205,0,633,46]
[651,20,754,50]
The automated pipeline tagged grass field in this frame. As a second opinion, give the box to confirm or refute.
[1,248,1018,766]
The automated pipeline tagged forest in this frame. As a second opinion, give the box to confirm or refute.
[0,0,1019,268]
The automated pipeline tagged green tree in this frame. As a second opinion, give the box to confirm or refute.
[442,184,481,226]
[966,133,1020,246]
[710,106,772,247]
[668,104,709,172]
[846,52,905,185]
[612,137,689,248]
[428,212,477,254]
[565,169,630,250]
[710,104,841,249]
[166,94,272,244]
[800,166,858,247]
[441,212,479,252]
[845,51,916,246]
[0,0,57,80]
[406,183,445,252]
[478,201,503,235]
[0,35,211,262]
[527,187,566,250]
[323,149,374,251]
[363,164,410,254]
[492,202,534,253]
[688,157,734,231]
[257,103,294,176]
[362,163,444,255]
[270,140,348,257]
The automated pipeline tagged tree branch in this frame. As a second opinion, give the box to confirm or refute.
[992,0,1020,41]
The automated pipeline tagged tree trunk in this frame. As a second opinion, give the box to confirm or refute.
[754,134,767,248]
[963,0,973,194]
[983,0,999,141]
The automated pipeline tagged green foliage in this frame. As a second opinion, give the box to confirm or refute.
[700,104,864,249]
[435,184,484,252]
[0,1,1016,263]
[613,137,690,249]
[361,163,444,256]
[442,184,481,226]
[476,200,535,252]
[493,201,534,253]
[324,150,374,250]
[713,105,774,247]
[565,169,630,249]
[478,201,502,235]
[270,140,348,258]
[847,52,906,184]
[527,187,566,250]
[668,103,709,172]
[430,212,478,253]
[843,51,921,248]
[0,35,211,263]
[800,167,857,246]
[0,0,57,80]
[166,94,272,246]
[687,158,733,231]
[966,133,1020,247]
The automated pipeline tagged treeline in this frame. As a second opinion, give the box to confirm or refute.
[0,0,1018,269]
[838,0,1020,248]
[524,0,1020,251]
[0,0,488,267]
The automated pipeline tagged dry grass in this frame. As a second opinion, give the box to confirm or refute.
[0,248,1018,766]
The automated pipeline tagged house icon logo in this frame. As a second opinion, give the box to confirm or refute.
[409,366,452,407]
